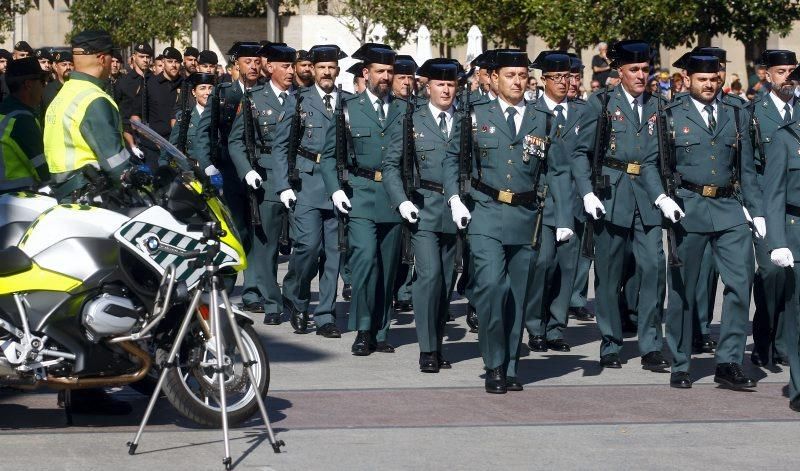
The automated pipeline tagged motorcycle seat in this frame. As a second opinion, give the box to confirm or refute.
[0,246,33,276]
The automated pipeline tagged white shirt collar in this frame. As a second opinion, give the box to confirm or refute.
[365,88,389,106]
[237,80,247,93]
[542,92,568,115]
[315,84,337,102]
[496,95,526,115]
[195,104,205,116]
[690,96,717,121]
[428,102,455,123]
[769,90,794,115]
[270,80,291,100]
[620,85,643,107]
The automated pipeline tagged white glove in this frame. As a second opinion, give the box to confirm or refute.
[753,217,766,239]
[583,193,606,220]
[204,165,221,176]
[449,196,471,230]
[244,170,262,189]
[331,190,351,214]
[743,206,753,223]
[398,201,420,223]
[280,189,297,209]
[556,228,575,242]
[130,146,145,160]
[771,248,794,268]
[655,194,685,223]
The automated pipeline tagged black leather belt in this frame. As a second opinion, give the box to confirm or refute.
[471,178,537,205]
[348,166,383,182]
[297,146,321,164]
[603,157,641,175]
[419,179,443,194]
[787,203,800,217]
[680,181,734,198]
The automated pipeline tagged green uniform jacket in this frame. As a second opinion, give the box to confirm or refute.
[764,122,800,251]
[195,81,245,170]
[665,96,762,233]
[455,97,572,245]
[750,93,800,183]
[382,102,459,234]
[164,105,203,165]
[320,92,407,224]
[572,87,665,228]
[228,82,290,203]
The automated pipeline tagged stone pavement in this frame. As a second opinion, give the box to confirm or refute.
[1,261,799,470]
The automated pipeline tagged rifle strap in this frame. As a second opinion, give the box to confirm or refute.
[731,104,742,184]
[250,98,268,150]
[342,99,357,167]
[664,105,677,172]
[471,110,482,180]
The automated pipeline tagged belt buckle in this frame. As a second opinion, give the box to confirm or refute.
[702,185,718,197]
[374,170,382,182]
[498,189,514,204]
[626,162,641,175]
[315,153,321,164]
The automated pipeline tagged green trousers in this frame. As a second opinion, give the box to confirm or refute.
[411,230,456,353]
[753,235,790,359]
[241,193,284,314]
[569,219,592,310]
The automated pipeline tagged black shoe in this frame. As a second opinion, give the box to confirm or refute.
[342,284,352,301]
[506,377,523,391]
[641,351,670,372]
[420,352,439,373]
[528,335,548,352]
[437,352,452,369]
[692,334,715,354]
[790,396,800,413]
[773,355,789,367]
[351,331,371,356]
[290,310,309,334]
[546,339,571,352]
[670,371,692,389]
[714,363,757,389]
[58,389,132,415]
[751,351,768,367]
[316,322,341,338]
[569,306,594,321]
[394,299,413,312]
[466,304,479,333]
[244,302,265,314]
[485,367,506,394]
[263,312,281,325]
[600,353,622,369]
[374,342,395,353]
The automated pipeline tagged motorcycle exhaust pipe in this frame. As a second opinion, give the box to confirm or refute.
[43,341,152,390]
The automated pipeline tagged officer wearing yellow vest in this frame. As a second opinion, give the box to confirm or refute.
[0,57,49,192]
[44,30,148,203]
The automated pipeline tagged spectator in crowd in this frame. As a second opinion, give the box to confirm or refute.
[592,42,612,84]
[670,72,685,99]
[647,78,659,95]
[657,70,671,96]
[590,79,601,92]
[730,79,747,100]
[151,55,164,75]
[524,75,539,101]
[606,69,620,87]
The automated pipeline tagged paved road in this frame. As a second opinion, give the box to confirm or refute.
[1,263,798,470]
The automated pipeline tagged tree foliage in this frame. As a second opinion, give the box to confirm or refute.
[0,0,34,43]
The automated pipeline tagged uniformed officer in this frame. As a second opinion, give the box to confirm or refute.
[273,44,349,337]
[183,46,200,77]
[573,40,674,371]
[524,51,582,353]
[383,58,468,372]
[470,51,496,101]
[347,61,366,94]
[0,49,12,102]
[42,51,73,112]
[12,41,33,60]
[459,49,572,393]
[43,30,145,205]
[663,55,763,389]
[320,43,406,355]
[293,49,314,89]
[0,57,49,192]
[228,42,296,323]
[197,50,219,74]
[115,42,153,162]
[762,64,800,412]
[34,48,53,78]
[132,47,184,169]
[750,49,799,367]
[165,72,217,173]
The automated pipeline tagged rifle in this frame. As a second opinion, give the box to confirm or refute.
[751,114,765,169]
[334,84,350,252]
[141,71,150,125]
[580,86,612,259]
[400,85,418,266]
[656,96,683,267]
[242,90,263,227]
[176,80,192,155]
[529,113,553,248]
[278,94,304,254]
[454,82,473,273]
[209,86,221,167]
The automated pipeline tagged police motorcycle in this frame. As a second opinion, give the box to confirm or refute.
[0,122,269,427]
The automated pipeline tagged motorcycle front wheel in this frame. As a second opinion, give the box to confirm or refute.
[161,322,270,427]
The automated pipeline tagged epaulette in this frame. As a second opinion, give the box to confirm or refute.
[216,81,232,89]
[570,97,586,104]
[663,98,683,110]
[248,84,265,92]
[343,92,362,103]
[725,92,747,104]
[340,89,354,98]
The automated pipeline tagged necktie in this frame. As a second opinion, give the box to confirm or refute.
[506,107,517,137]
[632,98,640,125]
[438,111,448,136]
[375,99,386,122]
[704,104,716,132]
[324,94,333,115]
[279,91,287,106]
[554,104,566,129]
[784,103,792,125]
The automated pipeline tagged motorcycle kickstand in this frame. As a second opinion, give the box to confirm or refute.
[59,389,74,426]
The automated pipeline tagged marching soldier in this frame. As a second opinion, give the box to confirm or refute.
[383,58,467,372]
[197,50,218,74]
[273,44,350,337]
[34,48,53,79]
[228,42,297,323]
[165,72,216,173]
[762,64,800,412]
[663,55,763,389]
[524,51,582,353]
[0,57,49,193]
[42,51,74,112]
[293,49,314,89]
[320,43,406,355]
[750,49,798,367]
[458,49,572,393]
[347,61,366,94]
[115,42,153,162]
[573,40,674,371]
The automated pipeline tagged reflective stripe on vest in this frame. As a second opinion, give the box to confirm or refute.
[43,78,120,175]
[0,110,40,191]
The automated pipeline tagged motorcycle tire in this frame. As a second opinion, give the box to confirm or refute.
[161,323,270,427]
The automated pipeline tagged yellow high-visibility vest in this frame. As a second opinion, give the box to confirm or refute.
[0,110,43,191]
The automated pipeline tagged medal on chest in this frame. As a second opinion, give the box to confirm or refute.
[523,135,547,163]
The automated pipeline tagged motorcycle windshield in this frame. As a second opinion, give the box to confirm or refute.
[130,120,197,174]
